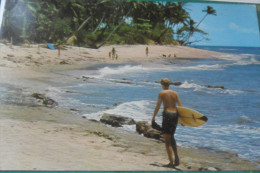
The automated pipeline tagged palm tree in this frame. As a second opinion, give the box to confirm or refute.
[196,6,216,28]
[156,2,189,43]
[178,18,207,45]
[182,6,216,45]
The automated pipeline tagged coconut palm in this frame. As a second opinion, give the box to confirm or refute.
[182,5,216,45]
[178,18,207,45]
[196,6,216,28]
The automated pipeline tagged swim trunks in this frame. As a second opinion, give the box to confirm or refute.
[162,111,178,135]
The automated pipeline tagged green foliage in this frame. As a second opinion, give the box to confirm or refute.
[1,0,215,47]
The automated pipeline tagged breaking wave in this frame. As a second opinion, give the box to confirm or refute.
[82,100,155,124]
[180,81,243,95]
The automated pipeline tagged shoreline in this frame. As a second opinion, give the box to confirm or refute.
[1,105,258,171]
[0,44,259,170]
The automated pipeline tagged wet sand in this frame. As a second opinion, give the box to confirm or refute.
[0,43,259,170]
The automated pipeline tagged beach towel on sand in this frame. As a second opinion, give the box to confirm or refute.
[47,43,55,50]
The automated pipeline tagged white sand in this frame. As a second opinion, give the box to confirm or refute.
[0,119,175,171]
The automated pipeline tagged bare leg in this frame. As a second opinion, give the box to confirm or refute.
[171,135,179,166]
[163,134,174,166]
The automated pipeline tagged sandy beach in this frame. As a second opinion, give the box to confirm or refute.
[0,43,259,171]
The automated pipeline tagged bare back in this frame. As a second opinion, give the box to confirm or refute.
[159,90,180,113]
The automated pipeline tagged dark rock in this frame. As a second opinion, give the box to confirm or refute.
[32,93,45,100]
[113,103,118,106]
[60,60,69,65]
[171,82,182,86]
[25,55,32,59]
[199,167,208,171]
[205,85,225,89]
[66,90,78,93]
[136,121,162,140]
[155,81,182,86]
[115,80,133,84]
[43,98,58,108]
[100,113,136,127]
[122,78,132,81]
[31,93,58,108]
[88,119,99,123]
[70,108,80,112]
[82,76,94,80]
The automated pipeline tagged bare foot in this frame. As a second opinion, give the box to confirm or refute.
[163,162,175,168]
[174,159,180,166]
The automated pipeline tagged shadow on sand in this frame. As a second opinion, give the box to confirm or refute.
[150,162,182,171]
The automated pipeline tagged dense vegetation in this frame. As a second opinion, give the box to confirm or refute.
[1,0,216,48]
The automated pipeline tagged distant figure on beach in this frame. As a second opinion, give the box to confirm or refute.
[152,78,182,168]
[146,47,149,57]
[109,51,111,59]
[111,47,116,60]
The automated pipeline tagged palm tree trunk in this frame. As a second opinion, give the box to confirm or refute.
[65,16,91,43]
[97,10,131,48]
[92,13,105,34]
[182,14,207,45]
[196,14,207,28]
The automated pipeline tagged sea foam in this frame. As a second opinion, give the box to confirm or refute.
[82,100,155,123]
[180,81,243,95]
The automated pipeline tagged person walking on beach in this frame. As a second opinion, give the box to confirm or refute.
[111,47,116,60]
[152,78,182,168]
[146,47,149,57]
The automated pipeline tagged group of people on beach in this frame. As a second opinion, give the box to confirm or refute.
[108,47,118,60]
[108,47,177,60]
[109,47,150,60]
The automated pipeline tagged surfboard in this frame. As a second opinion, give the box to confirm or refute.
[177,107,208,127]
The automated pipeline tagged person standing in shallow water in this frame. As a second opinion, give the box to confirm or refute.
[152,78,182,168]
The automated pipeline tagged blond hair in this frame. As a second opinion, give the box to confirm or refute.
[160,78,171,87]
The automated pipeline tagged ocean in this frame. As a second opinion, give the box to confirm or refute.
[46,46,260,162]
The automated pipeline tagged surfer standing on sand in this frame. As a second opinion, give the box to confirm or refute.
[152,78,182,168]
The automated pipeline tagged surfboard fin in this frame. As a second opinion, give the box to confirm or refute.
[199,116,208,122]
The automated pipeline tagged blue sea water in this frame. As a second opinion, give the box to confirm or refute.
[47,46,260,162]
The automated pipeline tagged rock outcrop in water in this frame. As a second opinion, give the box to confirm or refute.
[155,81,182,86]
[205,85,225,89]
[31,93,58,108]
[100,113,136,127]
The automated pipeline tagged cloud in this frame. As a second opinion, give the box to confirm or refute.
[229,22,259,34]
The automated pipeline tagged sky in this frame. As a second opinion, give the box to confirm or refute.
[186,2,260,47]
